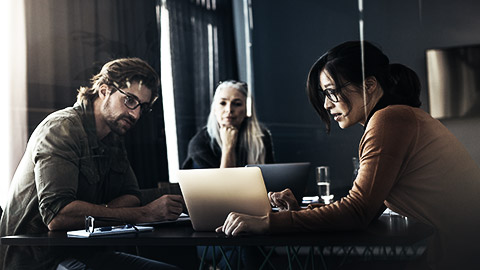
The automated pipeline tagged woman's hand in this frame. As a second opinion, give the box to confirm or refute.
[219,125,239,168]
[268,188,301,211]
[215,212,269,236]
[219,125,239,150]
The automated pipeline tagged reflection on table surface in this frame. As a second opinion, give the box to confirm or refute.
[1,213,432,270]
[1,213,432,247]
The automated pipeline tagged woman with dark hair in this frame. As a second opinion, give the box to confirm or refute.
[217,41,480,269]
[389,63,422,108]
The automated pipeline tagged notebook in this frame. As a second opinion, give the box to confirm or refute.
[177,167,272,231]
[67,225,154,238]
[246,162,311,203]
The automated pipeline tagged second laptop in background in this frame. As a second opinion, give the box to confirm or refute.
[246,162,311,203]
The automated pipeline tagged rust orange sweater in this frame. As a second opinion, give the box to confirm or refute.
[268,105,480,269]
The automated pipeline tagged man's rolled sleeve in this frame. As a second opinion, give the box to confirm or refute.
[32,117,83,225]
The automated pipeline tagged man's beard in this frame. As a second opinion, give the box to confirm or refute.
[103,101,136,136]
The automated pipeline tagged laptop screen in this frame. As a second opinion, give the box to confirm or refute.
[246,162,311,203]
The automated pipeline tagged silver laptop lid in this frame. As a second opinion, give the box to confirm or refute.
[178,167,272,231]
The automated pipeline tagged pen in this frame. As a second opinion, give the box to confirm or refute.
[97,224,133,232]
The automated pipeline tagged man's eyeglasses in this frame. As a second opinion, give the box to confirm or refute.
[319,82,351,103]
[112,86,152,114]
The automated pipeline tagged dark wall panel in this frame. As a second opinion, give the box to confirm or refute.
[251,0,480,194]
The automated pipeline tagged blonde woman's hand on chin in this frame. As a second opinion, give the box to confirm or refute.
[219,125,239,168]
[215,212,269,237]
[268,188,301,211]
[219,125,239,150]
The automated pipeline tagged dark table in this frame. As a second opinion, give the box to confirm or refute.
[1,214,432,247]
[1,214,433,269]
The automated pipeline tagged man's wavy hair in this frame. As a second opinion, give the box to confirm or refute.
[77,58,160,104]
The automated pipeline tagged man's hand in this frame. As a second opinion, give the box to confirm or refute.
[268,188,301,211]
[215,212,269,236]
[144,194,184,222]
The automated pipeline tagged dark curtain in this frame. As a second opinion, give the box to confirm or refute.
[25,0,167,188]
[162,0,239,165]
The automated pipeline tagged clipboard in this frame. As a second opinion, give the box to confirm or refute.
[67,225,154,238]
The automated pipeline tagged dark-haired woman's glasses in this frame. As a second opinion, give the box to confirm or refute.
[113,86,152,114]
[319,82,351,103]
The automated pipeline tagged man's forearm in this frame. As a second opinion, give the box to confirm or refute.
[107,194,141,208]
[47,196,145,231]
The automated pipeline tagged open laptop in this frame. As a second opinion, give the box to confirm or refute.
[246,162,311,203]
[177,167,272,231]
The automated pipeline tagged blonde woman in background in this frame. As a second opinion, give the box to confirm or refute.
[182,80,275,270]
[182,80,274,169]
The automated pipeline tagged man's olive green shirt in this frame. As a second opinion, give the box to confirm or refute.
[0,100,141,270]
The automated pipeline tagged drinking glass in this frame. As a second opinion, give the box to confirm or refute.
[316,166,334,204]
